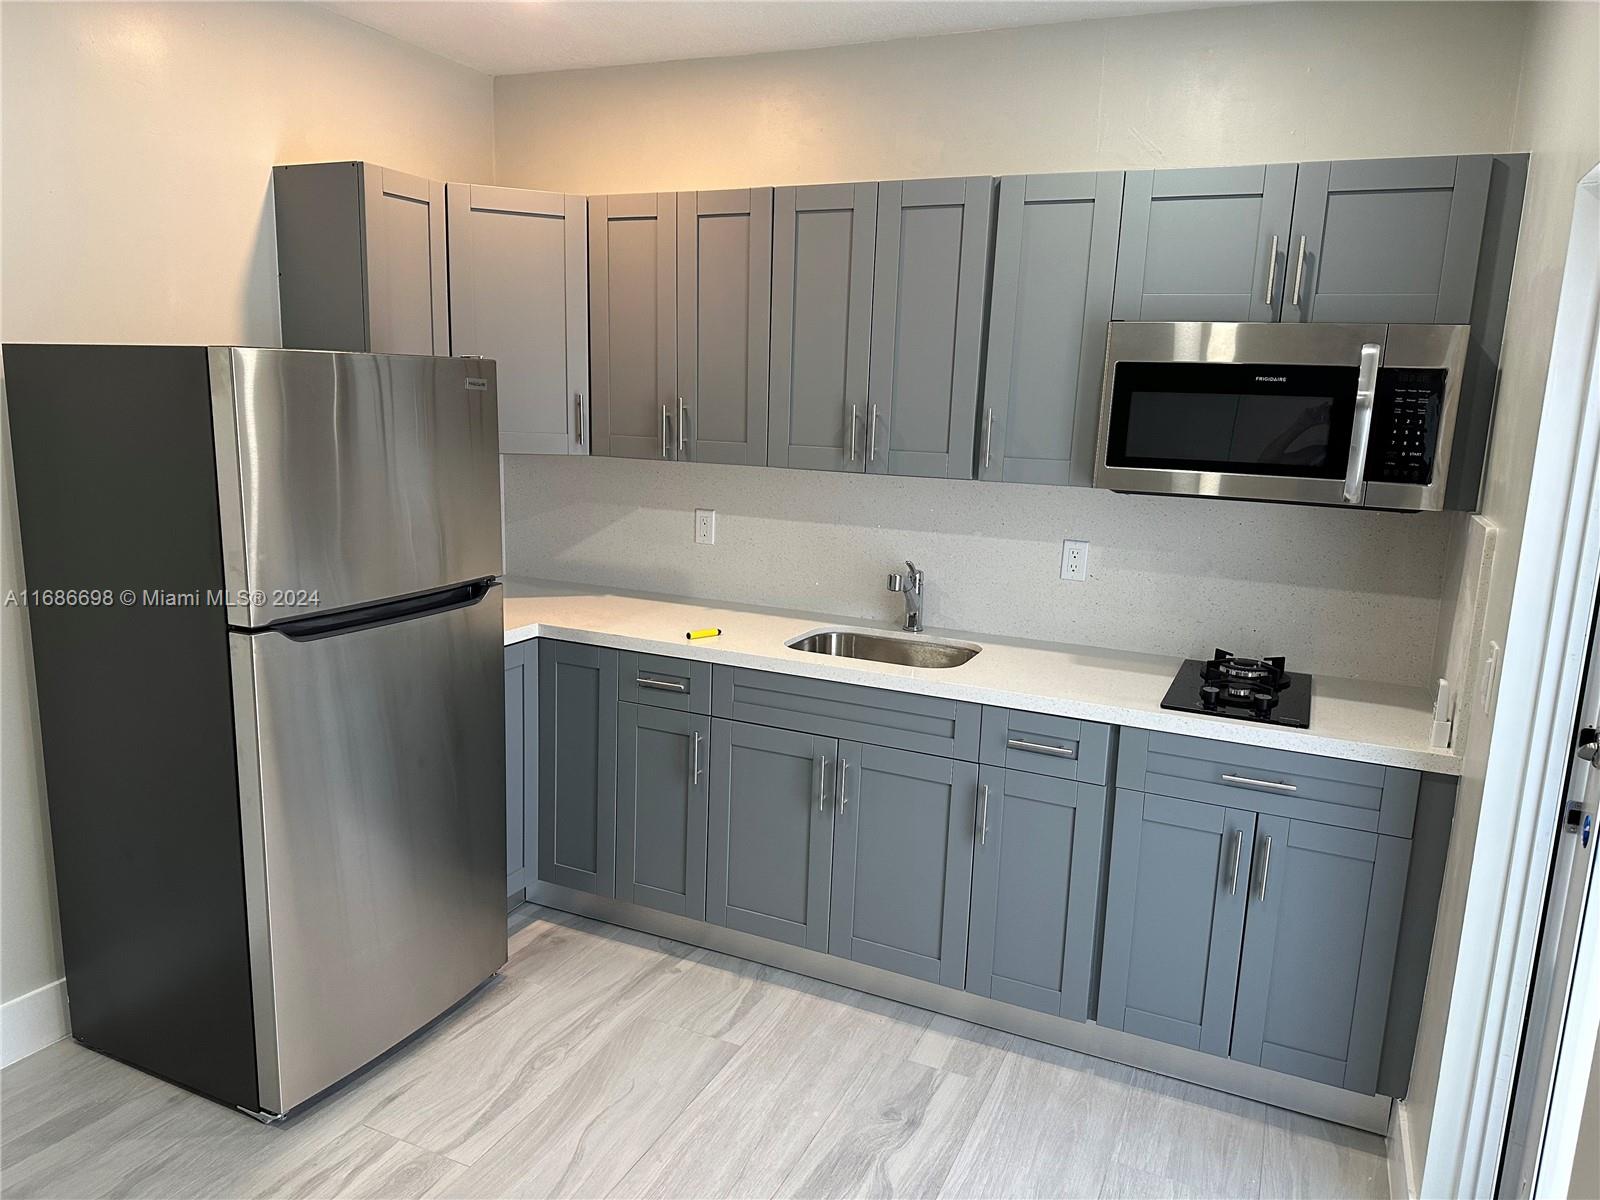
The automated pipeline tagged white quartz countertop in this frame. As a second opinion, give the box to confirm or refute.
[502,578,1461,776]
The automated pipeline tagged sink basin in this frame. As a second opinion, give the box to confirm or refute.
[786,629,980,669]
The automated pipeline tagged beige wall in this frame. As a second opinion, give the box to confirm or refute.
[492,1,1530,687]
[0,1,493,1006]
[1404,0,1600,1181]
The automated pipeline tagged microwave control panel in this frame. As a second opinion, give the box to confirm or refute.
[1367,367,1445,485]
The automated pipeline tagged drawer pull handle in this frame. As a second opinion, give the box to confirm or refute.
[637,677,689,693]
[1007,737,1076,759]
[1221,773,1297,793]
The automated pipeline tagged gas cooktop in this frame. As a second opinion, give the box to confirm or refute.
[1160,649,1312,728]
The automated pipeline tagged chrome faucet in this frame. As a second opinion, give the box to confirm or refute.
[887,560,925,633]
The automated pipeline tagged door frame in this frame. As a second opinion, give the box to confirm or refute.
[1420,162,1600,1198]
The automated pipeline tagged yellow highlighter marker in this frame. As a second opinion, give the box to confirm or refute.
[686,628,721,640]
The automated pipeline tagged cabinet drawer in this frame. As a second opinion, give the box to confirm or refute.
[619,651,711,714]
[712,667,980,759]
[1118,729,1418,836]
[979,708,1112,784]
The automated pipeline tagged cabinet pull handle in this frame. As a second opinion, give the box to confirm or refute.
[692,730,702,785]
[1291,234,1307,307]
[983,408,995,470]
[636,677,689,693]
[1257,834,1273,902]
[661,404,670,459]
[1264,234,1279,306]
[838,758,850,815]
[848,403,859,462]
[678,397,688,454]
[1220,772,1296,793]
[978,783,990,845]
[1227,829,1243,895]
[574,392,584,445]
[1006,737,1076,759]
[817,755,829,813]
[869,403,880,463]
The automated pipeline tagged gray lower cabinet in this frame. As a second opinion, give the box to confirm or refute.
[1230,816,1410,1094]
[589,193,678,460]
[866,178,992,479]
[828,742,977,987]
[979,172,1122,486]
[537,641,619,896]
[768,183,878,472]
[616,703,710,919]
[706,719,835,951]
[1113,164,1297,323]
[447,184,589,455]
[274,161,449,355]
[966,767,1109,1021]
[678,189,773,466]
[1097,790,1256,1056]
[1284,155,1490,324]
[505,641,536,901]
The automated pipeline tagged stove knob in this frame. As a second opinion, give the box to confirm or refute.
[1252,692,1276,718]
[1200,684,1221,710]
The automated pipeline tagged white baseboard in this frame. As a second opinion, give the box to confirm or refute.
[1,978,68,1067]
[1389,1100,1420,1200]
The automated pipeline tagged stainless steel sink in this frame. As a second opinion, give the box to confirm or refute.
[786,629,980,669]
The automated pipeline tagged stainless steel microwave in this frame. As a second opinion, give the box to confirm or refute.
[1093,321,1471,510]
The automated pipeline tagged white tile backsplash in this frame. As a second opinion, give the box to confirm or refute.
[503,455,1453,686]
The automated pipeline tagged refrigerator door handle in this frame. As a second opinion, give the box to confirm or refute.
[261,579,496,642]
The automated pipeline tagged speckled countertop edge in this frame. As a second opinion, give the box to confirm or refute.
[501,578,1461,776]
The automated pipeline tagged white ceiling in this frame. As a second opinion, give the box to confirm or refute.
[323,1,1238,77]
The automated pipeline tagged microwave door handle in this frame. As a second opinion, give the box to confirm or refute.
[1343,342,1382,504]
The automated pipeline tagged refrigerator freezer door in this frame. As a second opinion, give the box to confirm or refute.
[229,585,507,1114]
[210,348,501,628]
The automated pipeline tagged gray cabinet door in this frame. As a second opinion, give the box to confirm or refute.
[590,193,678,460]
[1113,164,1296,323]
[768,183,877,473]
[678,189,772,466]
[828,742,977,987]
[1097,791,1256,1056]
[364,165,450,355]
[1230,817,1411,1094]
[505,642,537,901]
[617,703,710,920]
[706,719,835,951]
[447,184,588,455]
[966,768,1109,1021]
[1284,155,1491,324]
[537,641,618,896]
[979,172,1122,486]
[866,178,992,479]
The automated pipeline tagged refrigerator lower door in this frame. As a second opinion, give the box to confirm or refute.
[229,583,507,1114]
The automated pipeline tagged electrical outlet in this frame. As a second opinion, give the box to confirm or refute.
[1061,539,1089,582]
[694,509,716,545]
[1482,640,1501,714]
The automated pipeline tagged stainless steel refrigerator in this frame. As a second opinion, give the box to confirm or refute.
[5,345,507,1119]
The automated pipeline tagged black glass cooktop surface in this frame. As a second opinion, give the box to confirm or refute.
[1160,649,1312,729]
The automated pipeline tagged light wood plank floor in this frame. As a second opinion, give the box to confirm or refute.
[0,906,1389,1199]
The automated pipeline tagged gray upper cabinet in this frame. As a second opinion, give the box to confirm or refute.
[1283,155,1491,324]
[828,742,977,987]
[966,768,1110,1021]
[537,641,619,897]
[1113,164,1296,323]
[616,703,710,920]
[447,184,589,455]
[274,161,448,355]
[678,189,773,466]
[1230,817,1411,1094]
[706,719,835,951]
[1097,790,1256,1056]
[590,193,678,460]
[768,183,878,472]
[866,178,992,479]
[979,172,1122,486]
[505,641,536,902]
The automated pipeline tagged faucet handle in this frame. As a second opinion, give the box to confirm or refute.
[887,572,905,593]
